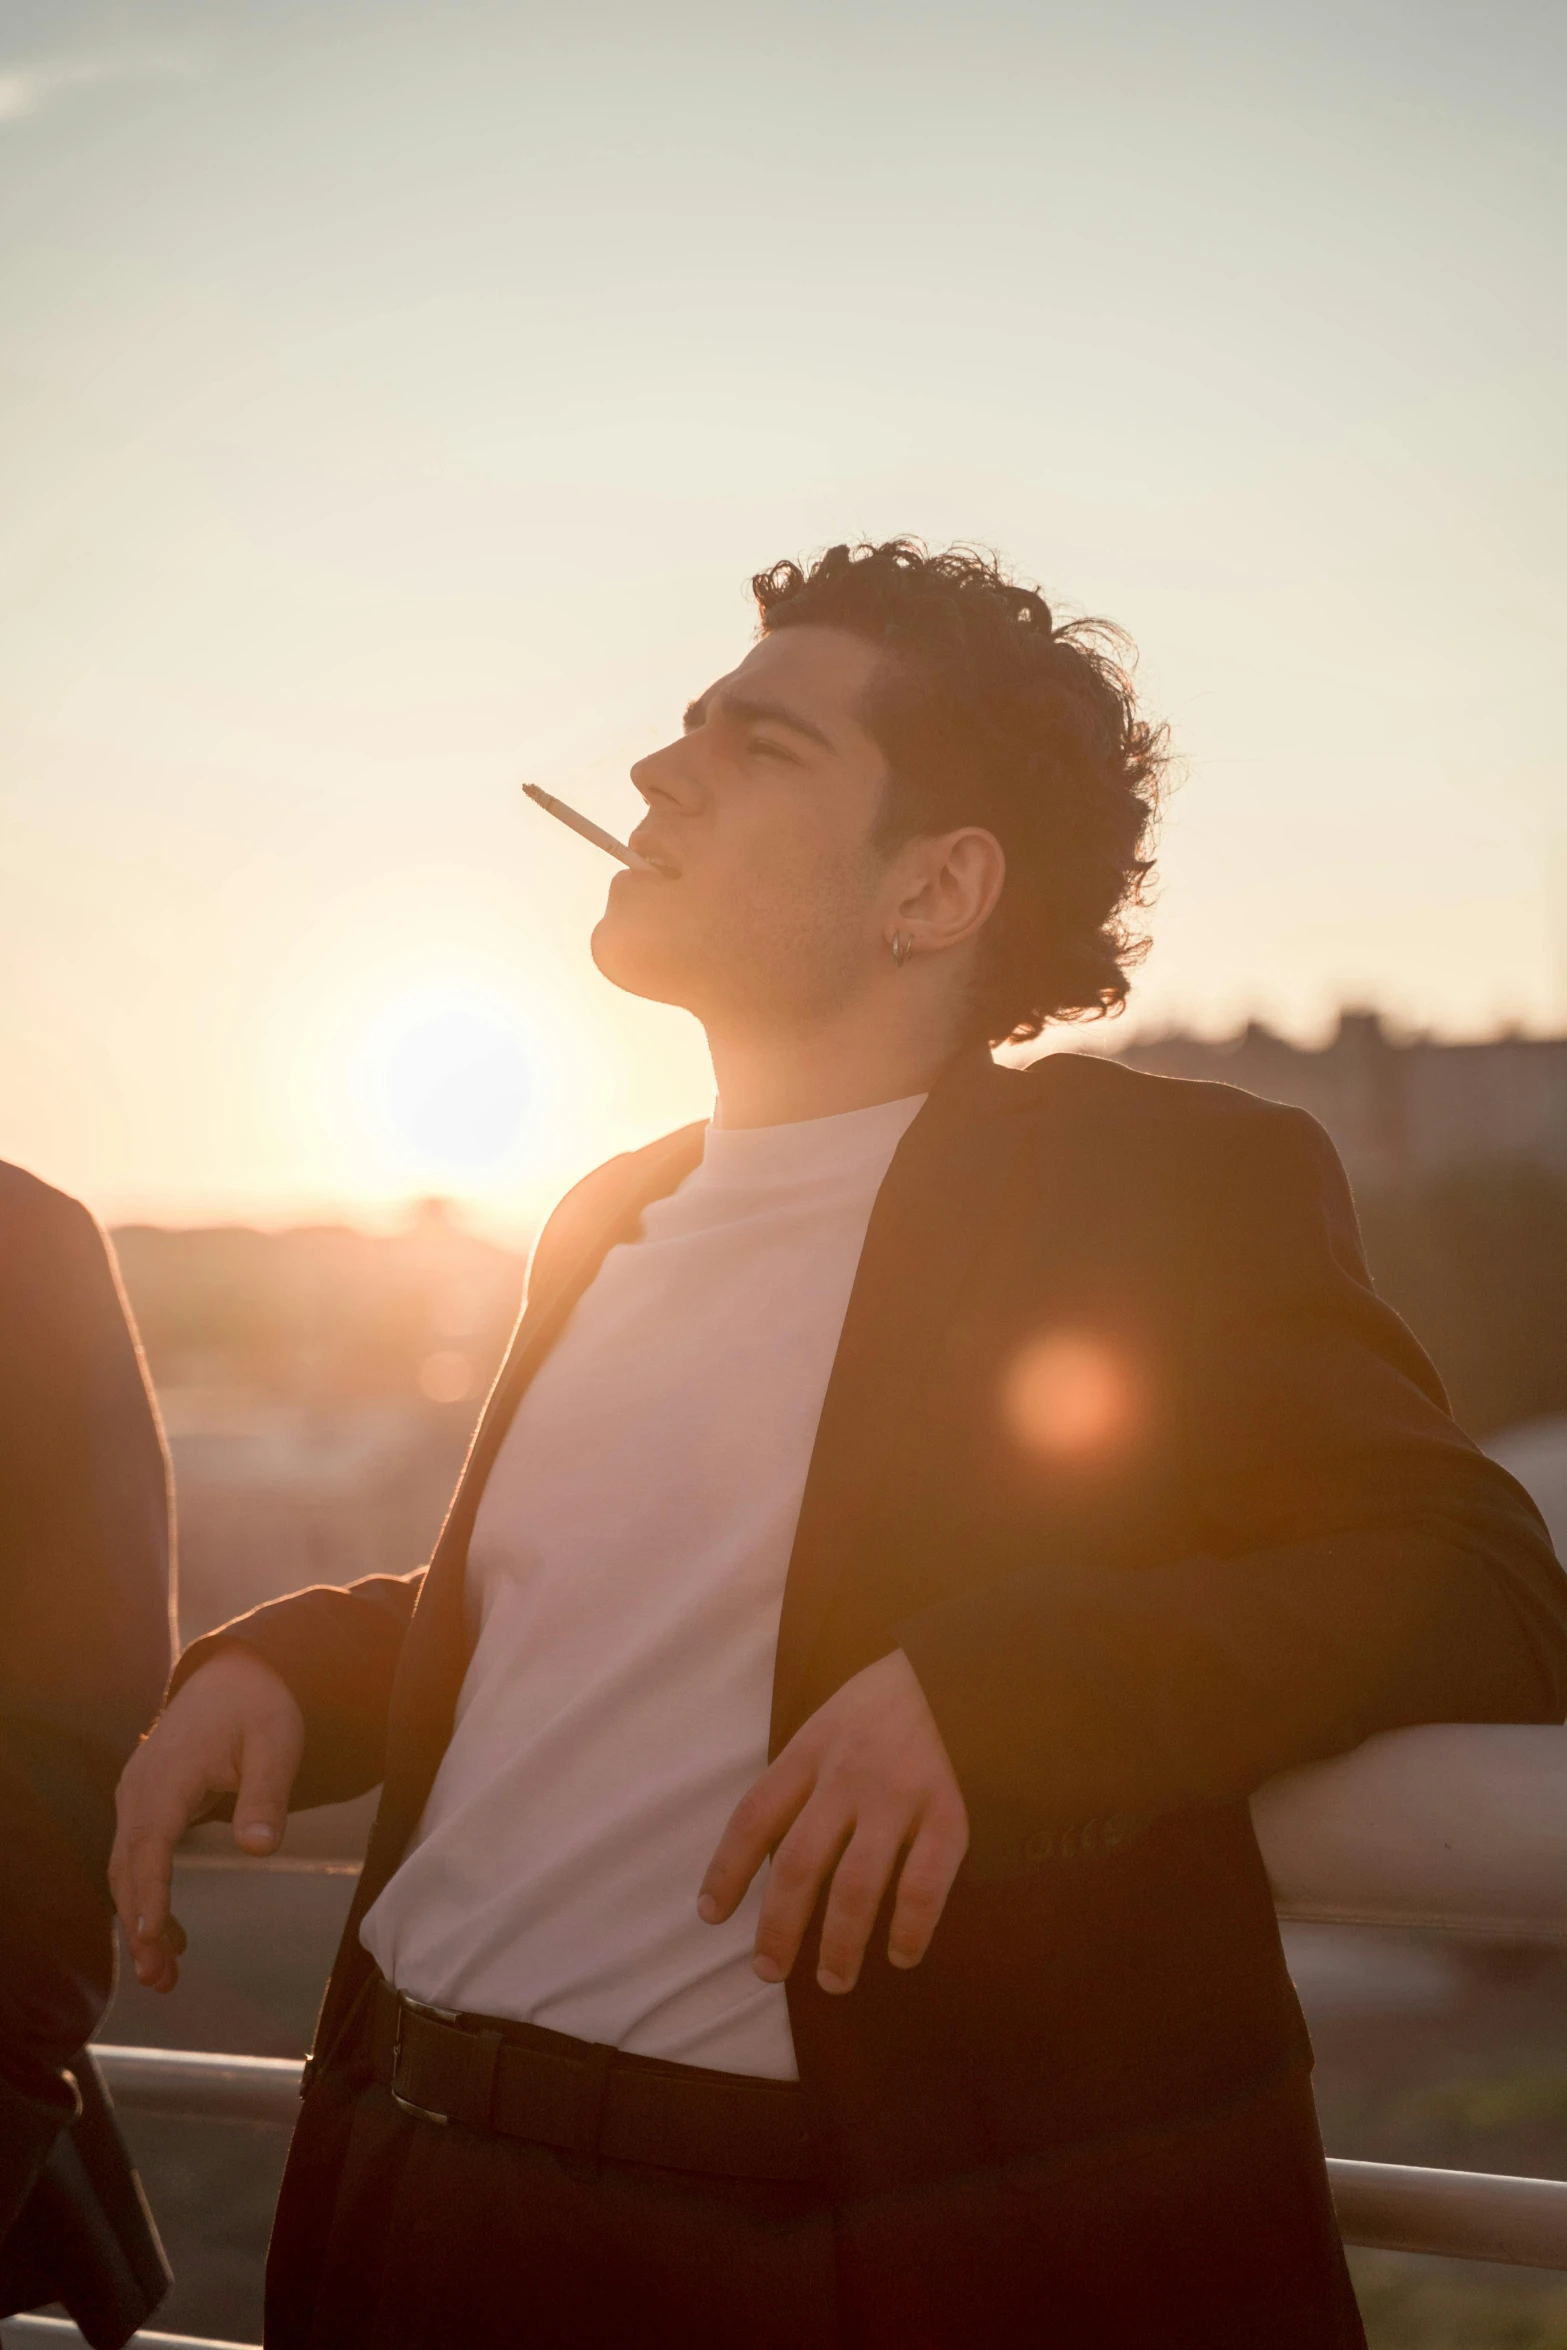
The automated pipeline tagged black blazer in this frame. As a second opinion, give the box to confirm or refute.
[0,1165,173,2336]
[179,1051,1567,2200]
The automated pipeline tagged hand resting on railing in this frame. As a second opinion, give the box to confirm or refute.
[110,1682,1567,2000]
[110,1650,305,1993]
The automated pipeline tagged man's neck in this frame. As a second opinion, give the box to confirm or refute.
[706,1004,972,1131]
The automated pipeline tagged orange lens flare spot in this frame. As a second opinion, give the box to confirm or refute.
[1003,1331,1131,1460]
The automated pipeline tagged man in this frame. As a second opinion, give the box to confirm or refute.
[113,542,1567,2347]
[0,1162,173,2344]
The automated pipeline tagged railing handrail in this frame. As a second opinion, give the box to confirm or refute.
[1329,2155,1567,2268]
[1276,1898,1567,1942]
[19,2153,1567,2350]
[1,2317,254,2348]
[95,2043,302,2126]
[89,2043,1567,2270]
[171,1846,1567,1947]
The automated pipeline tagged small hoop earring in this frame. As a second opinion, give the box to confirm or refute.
[889,932,912,967]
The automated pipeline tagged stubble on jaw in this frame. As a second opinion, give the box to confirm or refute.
[600,837,890,1036]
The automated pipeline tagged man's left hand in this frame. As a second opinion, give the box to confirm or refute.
[698,1650,970,1995]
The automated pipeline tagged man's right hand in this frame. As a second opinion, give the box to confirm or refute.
[111,1648,305,1993]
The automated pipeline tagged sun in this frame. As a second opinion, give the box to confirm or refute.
[362,985,539,1180]
[295,938,710,1234]
[309,976,569,1215]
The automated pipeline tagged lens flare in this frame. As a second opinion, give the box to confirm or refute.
[1003,1331,1131,1460]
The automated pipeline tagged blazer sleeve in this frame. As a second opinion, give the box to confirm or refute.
[0,1179,172,1770]
[897,1104,1567,1859]
[0,1175,172,2227]
[167,1567,426,1810]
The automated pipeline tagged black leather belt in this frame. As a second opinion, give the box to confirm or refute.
[369,1980,818,2185]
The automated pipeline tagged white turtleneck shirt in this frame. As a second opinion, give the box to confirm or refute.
[359,1092,926,2080]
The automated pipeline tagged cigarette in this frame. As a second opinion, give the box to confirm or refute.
[520,783,656,873]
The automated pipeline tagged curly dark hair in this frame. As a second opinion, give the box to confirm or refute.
[751,539,1168,1047]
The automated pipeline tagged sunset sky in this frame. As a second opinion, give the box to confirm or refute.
[1,0,1562,1237]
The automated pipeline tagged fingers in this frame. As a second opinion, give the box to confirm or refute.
[813,1821,903,1994]
[117,1805,196,1987]
[111,1760,210,1977]
[887,1803,969,1971]
[698,1749,814,1925]
[128,1913,188,1997]
[808,1802,969,1994]
[696,1651,971,1994]
[110,1651,307,1994]
[750,1794,853,1986]
[233,1727,298,1857]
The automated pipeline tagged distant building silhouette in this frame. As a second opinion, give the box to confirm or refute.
[110,1203,527,1639]
[1103,1013,1567,1190]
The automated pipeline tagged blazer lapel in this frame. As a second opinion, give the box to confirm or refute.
[769,1049,1033,1749]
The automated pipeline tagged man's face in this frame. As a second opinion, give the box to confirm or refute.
[591,625,898,1030]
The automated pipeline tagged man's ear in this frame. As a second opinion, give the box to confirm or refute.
[894,829,1006,957]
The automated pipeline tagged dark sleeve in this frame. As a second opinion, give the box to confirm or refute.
[898,1105,1567,1864]
[0,1176,173,2224]
[167,1568,425,1810]
[0,1179,172,1766]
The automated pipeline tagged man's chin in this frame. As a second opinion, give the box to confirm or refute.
[589,913,697,1010]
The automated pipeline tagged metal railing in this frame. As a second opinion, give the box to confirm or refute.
[87,2036,1567,2273]
[10,2155,1558,2350]
[1,2320,251,2349]
[18,1759,1567,2350]
[96,2044,302,2128]
[8,1998,1567,2349]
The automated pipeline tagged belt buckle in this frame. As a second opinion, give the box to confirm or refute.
[389,1993,460,2127]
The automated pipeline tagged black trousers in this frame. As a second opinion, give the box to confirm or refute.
[266,2044,1365,2349]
